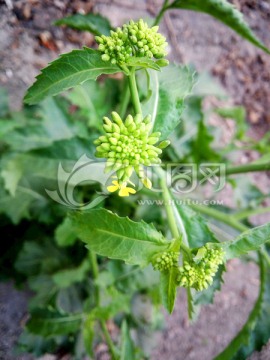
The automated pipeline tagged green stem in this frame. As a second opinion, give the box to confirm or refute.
[190,204,248,232]
[234,206,270,221]
[156,167,191,256]
[100,321,118,360]
[160,176,180,239]
[153,0,169,26]
[162,161,270,178]
[260,247,270,267]
[119,78,130,118]
[89,251,100,304]
[128,68,142,115]
[226,162,270,176]
[89,251,118,359]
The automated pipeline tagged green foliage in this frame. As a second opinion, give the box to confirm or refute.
[220,223,270,259]
[215,253,270,359]
[142,65,195,140]
[160,267,179,313]
[120,321,136,360]
[175,204,219,248]
[1,7,270,360]
[55,217,77,247]
[52,259,90,288]
[168,0,270,53]
[127,57,161,71]
[24,48,120,104]
[70,209,170,266]
[26,308,82,337]
[55,13,112,36]
[67,78,120,129]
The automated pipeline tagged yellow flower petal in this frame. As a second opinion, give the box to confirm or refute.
[119,187,130,197]
[107,185,119,193]
[126,187,136,194]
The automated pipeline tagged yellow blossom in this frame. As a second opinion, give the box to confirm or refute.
[107,180,136,197]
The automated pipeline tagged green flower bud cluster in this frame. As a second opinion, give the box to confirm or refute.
[96,19,167,65]
[94,111,170,187]
[123,19,168,59]
[177,246,225,291]
[152,251,179,272]
[96,28,132,64]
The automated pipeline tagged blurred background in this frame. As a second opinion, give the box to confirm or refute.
[0,1,270,359]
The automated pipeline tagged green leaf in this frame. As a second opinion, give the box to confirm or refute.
[26,308,82,337]
[56,286,84,313]
[142,65,195,140]
[67,78,119,130]
[28,275,57,309]
[168,0,270,54]
[5,98,87,152]
[89,288,130,321]
[175,204,219,248]
[221,223,270,260]
[17,331,57,357]
[191,118,220,162]
[0,183,46,224]
[0,137,97,196]
[0,119,19,139]
[55,217,77,247]
[52,259,90,288]
[15,240,68,276]
[55,13,111,36]
[215,253,270,359]
[160,267,179,313]
[192,72,227,98]
[169,96,203,159]
[127,57,160,71]
[24,48,120,105]
[70,209,170,266]
[120,321,135,360]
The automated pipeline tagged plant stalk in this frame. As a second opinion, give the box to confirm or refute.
[162,161,270,178]
[100,321,118,360]
[234,206,270,221]
[128,68,142,115]
[226,162,270,176]
[119,78,130,118]
[153,0,169,26]
[89,251,118,359]
[160,176,180,239]
[156,167,191,256]
[190,204,248,232]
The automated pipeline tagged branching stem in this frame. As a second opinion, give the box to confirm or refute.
[89,251,118,359]
[189,204,248,232]
[153,0,170,26]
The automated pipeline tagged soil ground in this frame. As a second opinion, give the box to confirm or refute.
[0,1,270,359]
